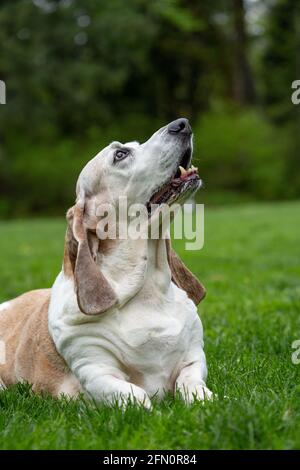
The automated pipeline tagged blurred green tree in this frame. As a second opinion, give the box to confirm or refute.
[0,0,298,215]
[261,0,300,197]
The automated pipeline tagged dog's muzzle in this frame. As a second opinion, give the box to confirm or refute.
[167,118,192,136]
[147,118,201,213]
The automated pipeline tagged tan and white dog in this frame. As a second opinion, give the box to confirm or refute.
[0,118,212,408]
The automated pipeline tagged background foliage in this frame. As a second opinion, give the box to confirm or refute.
[0,0,299,216]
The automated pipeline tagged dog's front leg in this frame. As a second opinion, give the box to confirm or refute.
[75,365,152,409]
[175,358,212,403]
[175,318,212,404]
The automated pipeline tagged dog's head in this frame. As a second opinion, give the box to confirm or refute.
[64,119,205,315]
[76,118,201,215]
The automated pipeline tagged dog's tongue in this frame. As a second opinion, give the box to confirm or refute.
[150,165,199,204]
[178,165,198,179]
[171,166,199,187]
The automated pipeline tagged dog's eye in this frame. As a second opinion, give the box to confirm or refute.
[114,149,130,162]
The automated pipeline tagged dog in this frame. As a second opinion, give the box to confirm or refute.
[0,118,212,408]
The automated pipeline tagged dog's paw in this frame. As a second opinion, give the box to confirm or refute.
[116,388,152,410]
[131,393,152,410]
[180,384,213,404]
[193,385,213,402]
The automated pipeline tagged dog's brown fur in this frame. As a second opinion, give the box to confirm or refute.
[0,289,80,396]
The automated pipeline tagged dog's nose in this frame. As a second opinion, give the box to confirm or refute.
[167,118,192,135]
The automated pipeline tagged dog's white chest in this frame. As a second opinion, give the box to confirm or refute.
[49,276,202,400]
[99,287,198,396]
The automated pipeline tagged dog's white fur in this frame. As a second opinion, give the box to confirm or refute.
[0,121,211,407]
[0,302,10,312]
[49,243,209,408]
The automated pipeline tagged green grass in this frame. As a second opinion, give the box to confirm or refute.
[0,201,300,450]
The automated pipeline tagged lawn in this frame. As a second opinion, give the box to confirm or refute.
[0,201,300,450]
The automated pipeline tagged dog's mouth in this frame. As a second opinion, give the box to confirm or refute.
[146,147,201,214]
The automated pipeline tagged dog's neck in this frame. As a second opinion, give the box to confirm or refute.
[97,237,172,308]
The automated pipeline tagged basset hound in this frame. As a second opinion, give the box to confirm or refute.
[0,118,212,408]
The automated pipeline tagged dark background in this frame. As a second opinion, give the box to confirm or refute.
[0,0,299,217]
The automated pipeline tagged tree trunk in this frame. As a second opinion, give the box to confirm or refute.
[232,0,256,105]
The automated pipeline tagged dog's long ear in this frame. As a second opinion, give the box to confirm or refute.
[64,200,118,315]
[166,239,206,306]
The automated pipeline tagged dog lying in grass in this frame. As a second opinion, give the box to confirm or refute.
[0,119,212,408]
